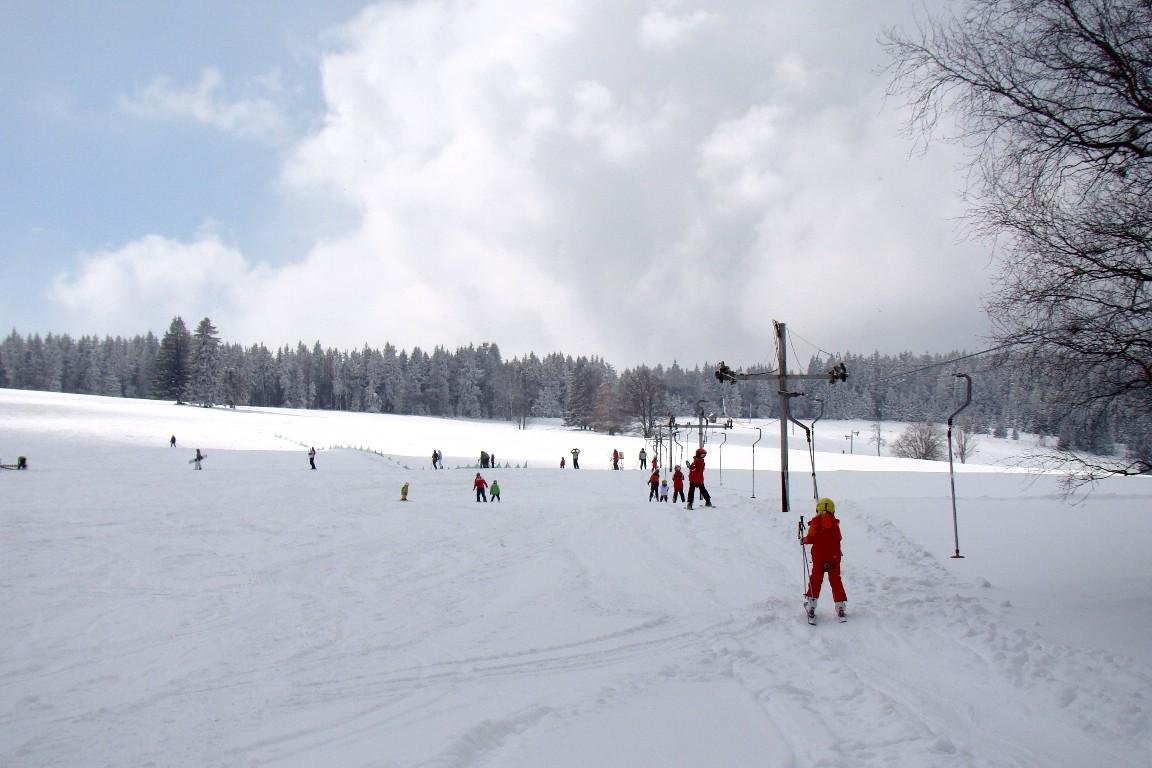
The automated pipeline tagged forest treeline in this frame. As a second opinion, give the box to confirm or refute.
[1,316,1145,461]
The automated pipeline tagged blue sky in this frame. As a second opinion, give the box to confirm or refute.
[0,1,994,367]
[1,1,363,315]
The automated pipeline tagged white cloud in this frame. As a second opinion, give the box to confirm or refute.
[121,67,285,139]
[55,0,994,365]
[49,234,265,336]
[638,7,719,50]
[698,105,789,209]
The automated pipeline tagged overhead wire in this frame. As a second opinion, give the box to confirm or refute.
[871,342,1018,384]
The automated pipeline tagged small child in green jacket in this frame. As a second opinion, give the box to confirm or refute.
[490,479,502,501]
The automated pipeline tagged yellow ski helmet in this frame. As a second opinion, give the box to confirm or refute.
[815,497,836,515]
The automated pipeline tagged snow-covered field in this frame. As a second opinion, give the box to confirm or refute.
[2,389,1150,767]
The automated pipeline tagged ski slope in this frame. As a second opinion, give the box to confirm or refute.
[2,389,1150,767]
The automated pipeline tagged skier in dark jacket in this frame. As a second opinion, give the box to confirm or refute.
[803,497,847,623]
[685,448,712,509]
[308,446,317,470]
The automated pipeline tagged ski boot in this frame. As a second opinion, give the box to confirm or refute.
[835,601,847,623]
[805,597,817,625]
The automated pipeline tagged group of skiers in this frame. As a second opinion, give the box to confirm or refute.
[472,472,501,502]
[173,432,848,624]
[646,447,711,508]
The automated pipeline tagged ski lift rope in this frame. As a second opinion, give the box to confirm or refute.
[871,342,1017,384]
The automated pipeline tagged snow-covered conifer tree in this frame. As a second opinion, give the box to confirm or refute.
[186,317,222,407]
[153,317,192,402]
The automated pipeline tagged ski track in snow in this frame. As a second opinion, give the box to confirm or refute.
[1,391,1151,767]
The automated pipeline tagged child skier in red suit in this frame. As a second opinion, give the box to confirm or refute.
[647,469,661,501]
[803,497,847,623]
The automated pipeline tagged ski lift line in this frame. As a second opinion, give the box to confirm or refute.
[787,327,837,360]
[871,342,1017,384]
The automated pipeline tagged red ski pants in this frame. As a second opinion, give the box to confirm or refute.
[806,558,847,603]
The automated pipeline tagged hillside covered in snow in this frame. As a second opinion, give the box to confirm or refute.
[2,389,1150,767]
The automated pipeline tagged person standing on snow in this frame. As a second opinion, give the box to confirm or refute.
[803,497,848,623]
[193,448,204,470]
[672,465,686,504]
[473,472,489,502]
[648,468,661,501]
[432,450,438,469]
[170,435,176,448]
[490,479,501,501]
[659,478,669,502]
[638,447,647,470]
[612,449,620,470]
[570,448,581,469]
[308,446,317,470]
[685,448,712,509]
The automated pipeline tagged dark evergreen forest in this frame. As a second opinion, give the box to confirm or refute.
[1,316,1143,462]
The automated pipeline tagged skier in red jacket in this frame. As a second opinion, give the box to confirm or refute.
[647,468,661,501]
[473,472,489,502]
[803,497,847,623]
[671,465,686,504]
[685,448,712,509]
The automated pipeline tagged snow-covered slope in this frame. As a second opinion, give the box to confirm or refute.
[2,389,1150,767]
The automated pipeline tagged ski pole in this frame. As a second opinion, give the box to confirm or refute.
[798,515,809,589]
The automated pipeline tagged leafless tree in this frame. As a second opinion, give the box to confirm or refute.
[952,423,979,464]
[868,421,886,456]
[884,0,1152,480]
[619,366,667,437]
[892,421,945,461]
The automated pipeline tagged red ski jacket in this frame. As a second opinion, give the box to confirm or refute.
[672,469,685,489]
[688,457,705,484]
[648,471,660,486]
[803,512,843,565]
[473,476,488,490]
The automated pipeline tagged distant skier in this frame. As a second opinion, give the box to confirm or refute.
[491,452,496,467]
[648,468,660,501]
[638,448,647,470]
[480,451,489,469]
[432,450,438,469]
[672,465,686,504]
[803,497,847,624]
[651,456,658,471]
[192,448,204,470]
[659,478,669,502]
[570,448,580,469]
[685,448,712,509]
[490,479,501,502]
[400,482,409,501]
[560,456,566,469]
[170,435,176,448]
[474,472,489,502]
[612,449,620,470]
[308,446,317,470]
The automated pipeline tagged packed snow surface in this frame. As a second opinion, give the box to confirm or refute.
[2,389,1150,767]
